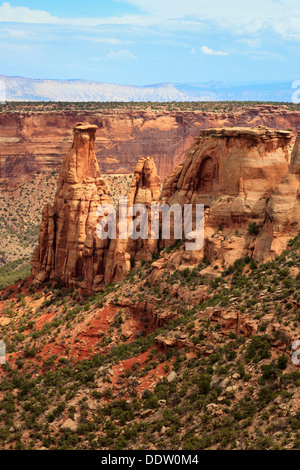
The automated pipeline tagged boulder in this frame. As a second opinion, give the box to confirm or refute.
[167,371,177,383]
[61,418,78,432]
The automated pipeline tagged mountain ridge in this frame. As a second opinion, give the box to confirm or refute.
[0,76,189,102]
[0,75,297,102]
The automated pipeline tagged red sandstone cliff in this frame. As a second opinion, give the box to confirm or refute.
[159,126,293,271]
[254,132,300,261]
[1,105,299,183]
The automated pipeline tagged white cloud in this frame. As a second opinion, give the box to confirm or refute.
[0,2,58,24]
[124,0,300,38]
[1,0,300,41]
[0,27,34,39]
[91,50,138,63]
[107,49,138,61]
[0,2,152,27]
[237,38,261,48]
[201,45,228,56]
[124,0,291,23]
[76,36,131,45]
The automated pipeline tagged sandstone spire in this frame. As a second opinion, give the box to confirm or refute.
[32,122,111,292]
[58,122,100,185]
[104,156,161,284]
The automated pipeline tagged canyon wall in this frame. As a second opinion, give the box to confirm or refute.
[1,105,300,183]
[254,133,300,261]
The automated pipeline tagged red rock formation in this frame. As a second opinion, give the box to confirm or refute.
[160,127,293,269]
[31,122,112,292]
[104,157,160,283]
[254,132,300,261]
[32,123,298,291]
[1,105,299,184]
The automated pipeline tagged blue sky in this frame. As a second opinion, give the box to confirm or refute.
[0,0,300,85]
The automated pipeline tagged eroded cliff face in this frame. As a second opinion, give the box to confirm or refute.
[1,105,299,183]
[162,127,292,208]
[159,127,293,272]
[254,132,300,261]
[31,122,112,292]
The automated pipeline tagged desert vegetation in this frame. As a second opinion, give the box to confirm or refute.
[0,232,299,450]
[0,101,299,114]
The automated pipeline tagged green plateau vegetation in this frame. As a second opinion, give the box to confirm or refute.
[0,259,31,291]
[1,101,300,114]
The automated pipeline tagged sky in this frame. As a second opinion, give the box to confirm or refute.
[0,0,300,85]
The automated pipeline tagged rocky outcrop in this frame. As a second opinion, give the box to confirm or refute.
[162,127,292,206]
[31,122,112,292]
[104,157,160,283]
[254,132,300,261]
[32,123,298,292]
[1,105,299,184]
[160,127,293,268]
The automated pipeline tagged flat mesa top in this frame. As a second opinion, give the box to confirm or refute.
[74,122,98,132]
[197,126,294,139]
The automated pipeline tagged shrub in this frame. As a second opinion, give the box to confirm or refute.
[245,336,271,363]
[277,354,288,370]
[248,222,260,236]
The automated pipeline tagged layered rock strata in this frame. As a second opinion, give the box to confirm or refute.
[254,132,300,261]
[1,105,299,184]
[160,127,293,269]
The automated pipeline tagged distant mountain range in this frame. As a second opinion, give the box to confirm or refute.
[0,75,296,102]
[175,81,297,102]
